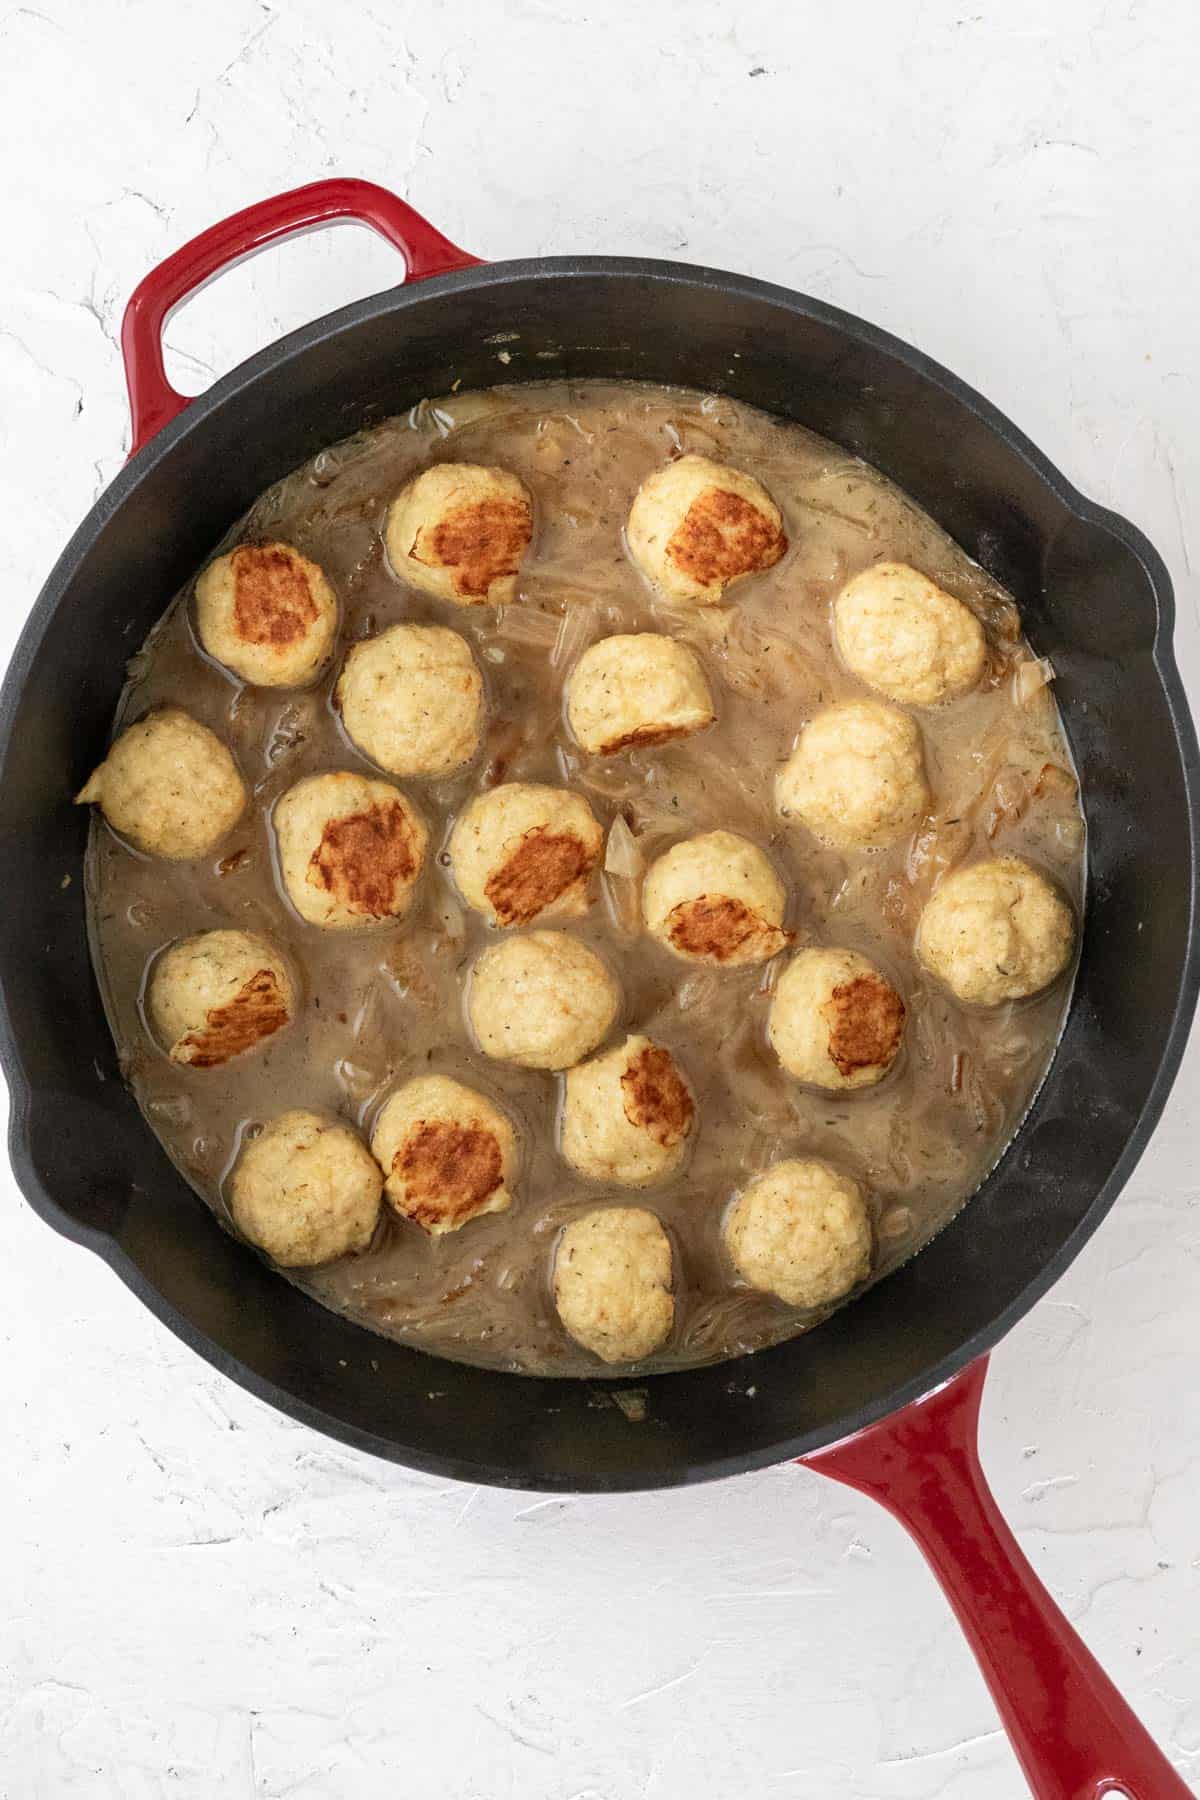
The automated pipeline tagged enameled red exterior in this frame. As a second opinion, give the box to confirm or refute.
[807,1360,1191,1798]
[120,177,480,454]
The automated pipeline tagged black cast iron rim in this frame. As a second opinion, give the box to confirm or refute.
[2,256,1198,1490]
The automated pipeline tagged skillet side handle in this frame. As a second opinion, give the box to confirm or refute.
[120,177,481,455]
[804,1358,1191,1800]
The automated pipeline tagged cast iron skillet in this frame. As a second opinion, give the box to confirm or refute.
[2,181,1196,1797]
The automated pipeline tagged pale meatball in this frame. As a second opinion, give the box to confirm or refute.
[385,462,533,606]
[468,931,619,1070]
[337,623,484,779]
[449,783,603,927]
[75,706,246,860]
[776,701,930,848]
[834,562,986,707]
[194,542,338,688]
[565,633,715,755]
[274,771,427,929]
[553,1206,674,1363]
[626,453,786,605]
[561,1035,694,1187]
[769,947,905,1091]
[148,929,296,1068]
[642,830,790,966]
[917,855,1075,1006]
[725,1159,872,1309]
[371,1075,516,1235]
[229,1109,382,1268]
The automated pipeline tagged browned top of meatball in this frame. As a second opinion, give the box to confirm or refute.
[309,802,419,918]
[483,824,599,926]
[666,488,786,587]
[176,967,291,1067]
[666,895,789,963]
[620,1044,693,1148]
[599,721,694,757]
[417,497,533,600]
[823,974,906,1078]
[393,1119,505,1230]
[231,545,319,647]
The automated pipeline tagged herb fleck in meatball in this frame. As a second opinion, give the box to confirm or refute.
[917,855,1075,1005]
[725,1159,871,1309]
[565,633,714,755]
[230,1110,382,1267]
[75,707,247,860]
[553,1205,674,1363]
[468,931,619,1069]
[337,623,484,778]
[776,700,930,848]
[834,561,986,707]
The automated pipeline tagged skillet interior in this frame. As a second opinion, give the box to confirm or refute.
[1,260,1196,1490]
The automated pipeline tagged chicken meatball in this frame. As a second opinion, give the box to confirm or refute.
[626,453,786,605]
[337,623,484,779]
[75,706,247,860]
[834,562,987,707]
[642,830,790,966]
[194,542,338,688]
[916,854,1075,1005]
[725,1159,872,1309]
[229,1109,382,1268]
[768,947,905,1090]
[385,462,533,606]
[148,929,296,1068]
[372,1075,516,1235]
[468,931,619,1069]
[553,1206,674,1364]
[561,1035,694,1187]
[449,783,603,928]
[274,771,427,929]
[776,700,930,848]
[565,633,715,755]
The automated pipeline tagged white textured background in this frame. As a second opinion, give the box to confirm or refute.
[2,2,1198,1794]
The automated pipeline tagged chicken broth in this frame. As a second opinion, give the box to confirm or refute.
[86,380,1085,1375]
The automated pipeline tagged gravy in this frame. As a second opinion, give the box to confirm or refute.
[86,381,1085,1374]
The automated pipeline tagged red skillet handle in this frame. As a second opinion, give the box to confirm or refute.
[120,177,481,455]
[805,1358,1191,1800]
